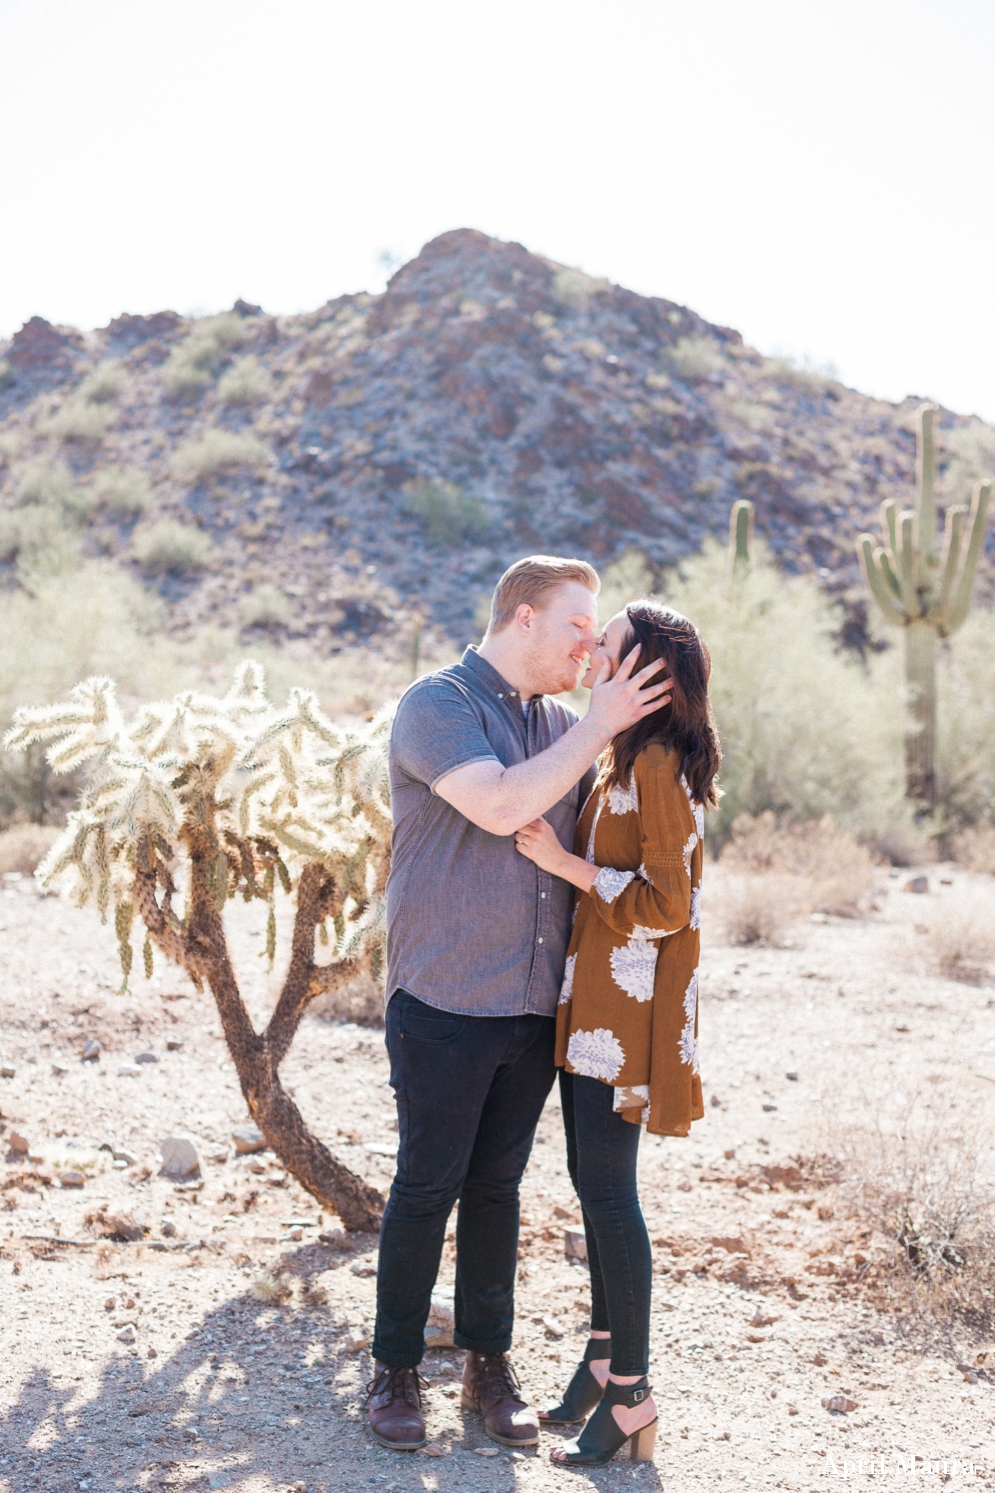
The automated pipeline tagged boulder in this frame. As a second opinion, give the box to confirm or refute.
[159,1136,201,1180]
[424,1292,455,1348]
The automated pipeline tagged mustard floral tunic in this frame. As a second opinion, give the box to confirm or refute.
[554,741,704,1137]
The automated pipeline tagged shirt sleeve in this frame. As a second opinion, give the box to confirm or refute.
[390,678,500,792]
[587,758,695,940]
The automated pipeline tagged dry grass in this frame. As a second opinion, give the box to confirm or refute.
[714,813,878,945]
[919,888,995,984]
[835,1096,995,1339]
[953,826,995,875]
[311,972,384,1027]
[0,823,60,874]
[251,1271,293,1303]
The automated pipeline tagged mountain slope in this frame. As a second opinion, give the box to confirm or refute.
[1,228,992,649]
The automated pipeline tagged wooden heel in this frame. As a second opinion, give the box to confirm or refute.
[629,1418,658,1462]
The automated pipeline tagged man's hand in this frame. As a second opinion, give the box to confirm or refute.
[585,648,673,737]
[514,817,569,876]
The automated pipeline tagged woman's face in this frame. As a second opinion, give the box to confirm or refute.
[581,611,632,689]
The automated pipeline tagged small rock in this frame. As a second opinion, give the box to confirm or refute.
[344,1335,369,1353]
[424,1292,455,1348]
[117,1064,141,1078]
[788,1404,799,1414]
[288,1227,303,1241]
[785,1071,799,1081]
[904,875,929,894]
[750,1311,776,1327]
[112,1147,137,1165]
[542,1316,565,1338]
[552,1205,575,1221]
[135,1052,158,1064]
[418,1445,445,1457]
[762,1103,777,1112]
[474,1447,500,1457]
[60,1170,86,1188]
[710,1093,722,1108]
[0,1065,14,1079]
[248,1158,268,1174]
[116,1325,137,1344]
[51,1063,68,1077]
[166,1039,183,1051]
[93,1210,144,1241]
[183,1426,199,1440]
[161,1220,177,1238]
[7,1130,29,1156]
[206,1146,229,1164]
[104,1298,116,1311]
[147,1347,157,1358]
[81,1039,101,1062]
[564,1226,588,1263]
[232,1122,267,1155]
[822,1394,857,1413]
[159,1136,200,1180]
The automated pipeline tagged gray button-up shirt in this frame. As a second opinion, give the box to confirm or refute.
[386,647,596,1018]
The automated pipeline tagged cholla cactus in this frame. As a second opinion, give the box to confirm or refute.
[857,404,992,814]
[5,662,392,1231]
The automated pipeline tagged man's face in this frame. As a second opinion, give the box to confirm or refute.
[521,582,600,695]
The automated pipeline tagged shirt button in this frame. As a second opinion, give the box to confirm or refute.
[537,937,544,944]
[541,892,546,899]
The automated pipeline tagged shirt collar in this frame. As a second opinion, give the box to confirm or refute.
[461,646,543,710]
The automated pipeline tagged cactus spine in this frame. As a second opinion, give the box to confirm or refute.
[857,403,992,815]
[729,498,754,577]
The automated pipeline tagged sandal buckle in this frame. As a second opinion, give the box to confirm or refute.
[633,1389,644,1402]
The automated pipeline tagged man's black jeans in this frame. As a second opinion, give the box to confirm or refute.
[560,1069,652,1377]
[372,991,556,1368]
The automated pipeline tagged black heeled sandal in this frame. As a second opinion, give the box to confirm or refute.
[549,1376,657,1468]
[538,1337,611,1424]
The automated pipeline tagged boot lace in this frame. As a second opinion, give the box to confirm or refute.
[479,1353,523,1401]
[365,1365,426,1408]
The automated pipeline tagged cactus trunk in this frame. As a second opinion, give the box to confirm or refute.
[903,619,937,815]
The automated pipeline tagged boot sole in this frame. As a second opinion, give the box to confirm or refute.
[461,1390,540,1447]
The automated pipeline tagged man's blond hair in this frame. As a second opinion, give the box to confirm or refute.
[487,555,600,634]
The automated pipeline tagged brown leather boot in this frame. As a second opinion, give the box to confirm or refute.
[461,1351,540,1447]
[366,1363,427,1450]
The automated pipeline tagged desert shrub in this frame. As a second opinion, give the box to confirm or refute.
[0,823,60,873]
[935,607,995,831]
[838,1093,995,1336]
[551,267,610,309]
[760,355,839,393]
[720,813,878,916]
[0,360,13,391]
[659,538,908,843]
[401,478,488,544]
[711,868,808,947]
[596,548,656,626]
[665,336,725,382]
[239,583,290,629]
[217,355,272,406]
[952,826,995,874]
[0,504,82,576]
[310,971,385,1026]
[133,518,213,574]
[42,400,116,443]
[161,312,252,398]
[76,362,125,404]
[15,459,81,511]
[93,466,152,516]
[170,429,269,483]
[919,888,995,984]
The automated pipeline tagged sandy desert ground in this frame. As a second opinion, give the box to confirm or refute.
[2,863,994,1493]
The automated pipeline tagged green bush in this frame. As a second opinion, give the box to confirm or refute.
[217,355,272,406]
[42,400,116,443]
[133,518,214,574]
[401,478,489,544]
[93,466,152,516]
[3,460,91,575]
[77,361,125,404]
[239,582,290,628]
[665,336,726,382]
[161,312,253,399]
[170,429,269,483]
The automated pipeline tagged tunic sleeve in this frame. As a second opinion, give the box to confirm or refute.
[587,754,696,940]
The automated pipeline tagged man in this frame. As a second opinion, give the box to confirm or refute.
[367,555,670,1452]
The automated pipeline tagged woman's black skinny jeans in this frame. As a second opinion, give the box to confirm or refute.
[559,1069,652,1377]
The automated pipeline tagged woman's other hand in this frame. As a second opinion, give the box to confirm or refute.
[514,817,567,875]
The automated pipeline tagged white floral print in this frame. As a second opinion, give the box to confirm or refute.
[689,884,702,931]
[559,953,577,1005]
[567,1027,626,1082]
[681,774,705,839]
[678,969,699,1073]
[607,774,638,815]
[613,1083,650,1124]
[637,861,654,886]
[609,937,658,1002]
[585,800,604,863]
[681,831,698,877]
[593,866,635,903]
[631,923,673,940]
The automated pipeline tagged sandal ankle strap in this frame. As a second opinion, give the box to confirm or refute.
[582,1337,612,1363]
[602,1375,651,1408]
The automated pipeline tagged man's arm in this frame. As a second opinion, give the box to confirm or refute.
[435,651,671,836]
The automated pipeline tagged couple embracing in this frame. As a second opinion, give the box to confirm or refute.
[366,555,720,1468]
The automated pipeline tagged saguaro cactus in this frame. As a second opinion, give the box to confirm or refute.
[857,404,992,814]
[729,499,754,576]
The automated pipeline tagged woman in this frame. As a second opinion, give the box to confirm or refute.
[514,600,720,1468]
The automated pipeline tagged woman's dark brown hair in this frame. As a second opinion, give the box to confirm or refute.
[599,600,722,808]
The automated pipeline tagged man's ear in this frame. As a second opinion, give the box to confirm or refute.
[515,603,535,635]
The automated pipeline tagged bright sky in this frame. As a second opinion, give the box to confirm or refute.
[1,0,993,420]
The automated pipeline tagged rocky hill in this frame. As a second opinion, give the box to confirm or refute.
[1,227,993,652]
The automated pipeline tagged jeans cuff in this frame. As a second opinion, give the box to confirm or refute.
[454,1330,514,1356]
[370,1340,423,1369]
